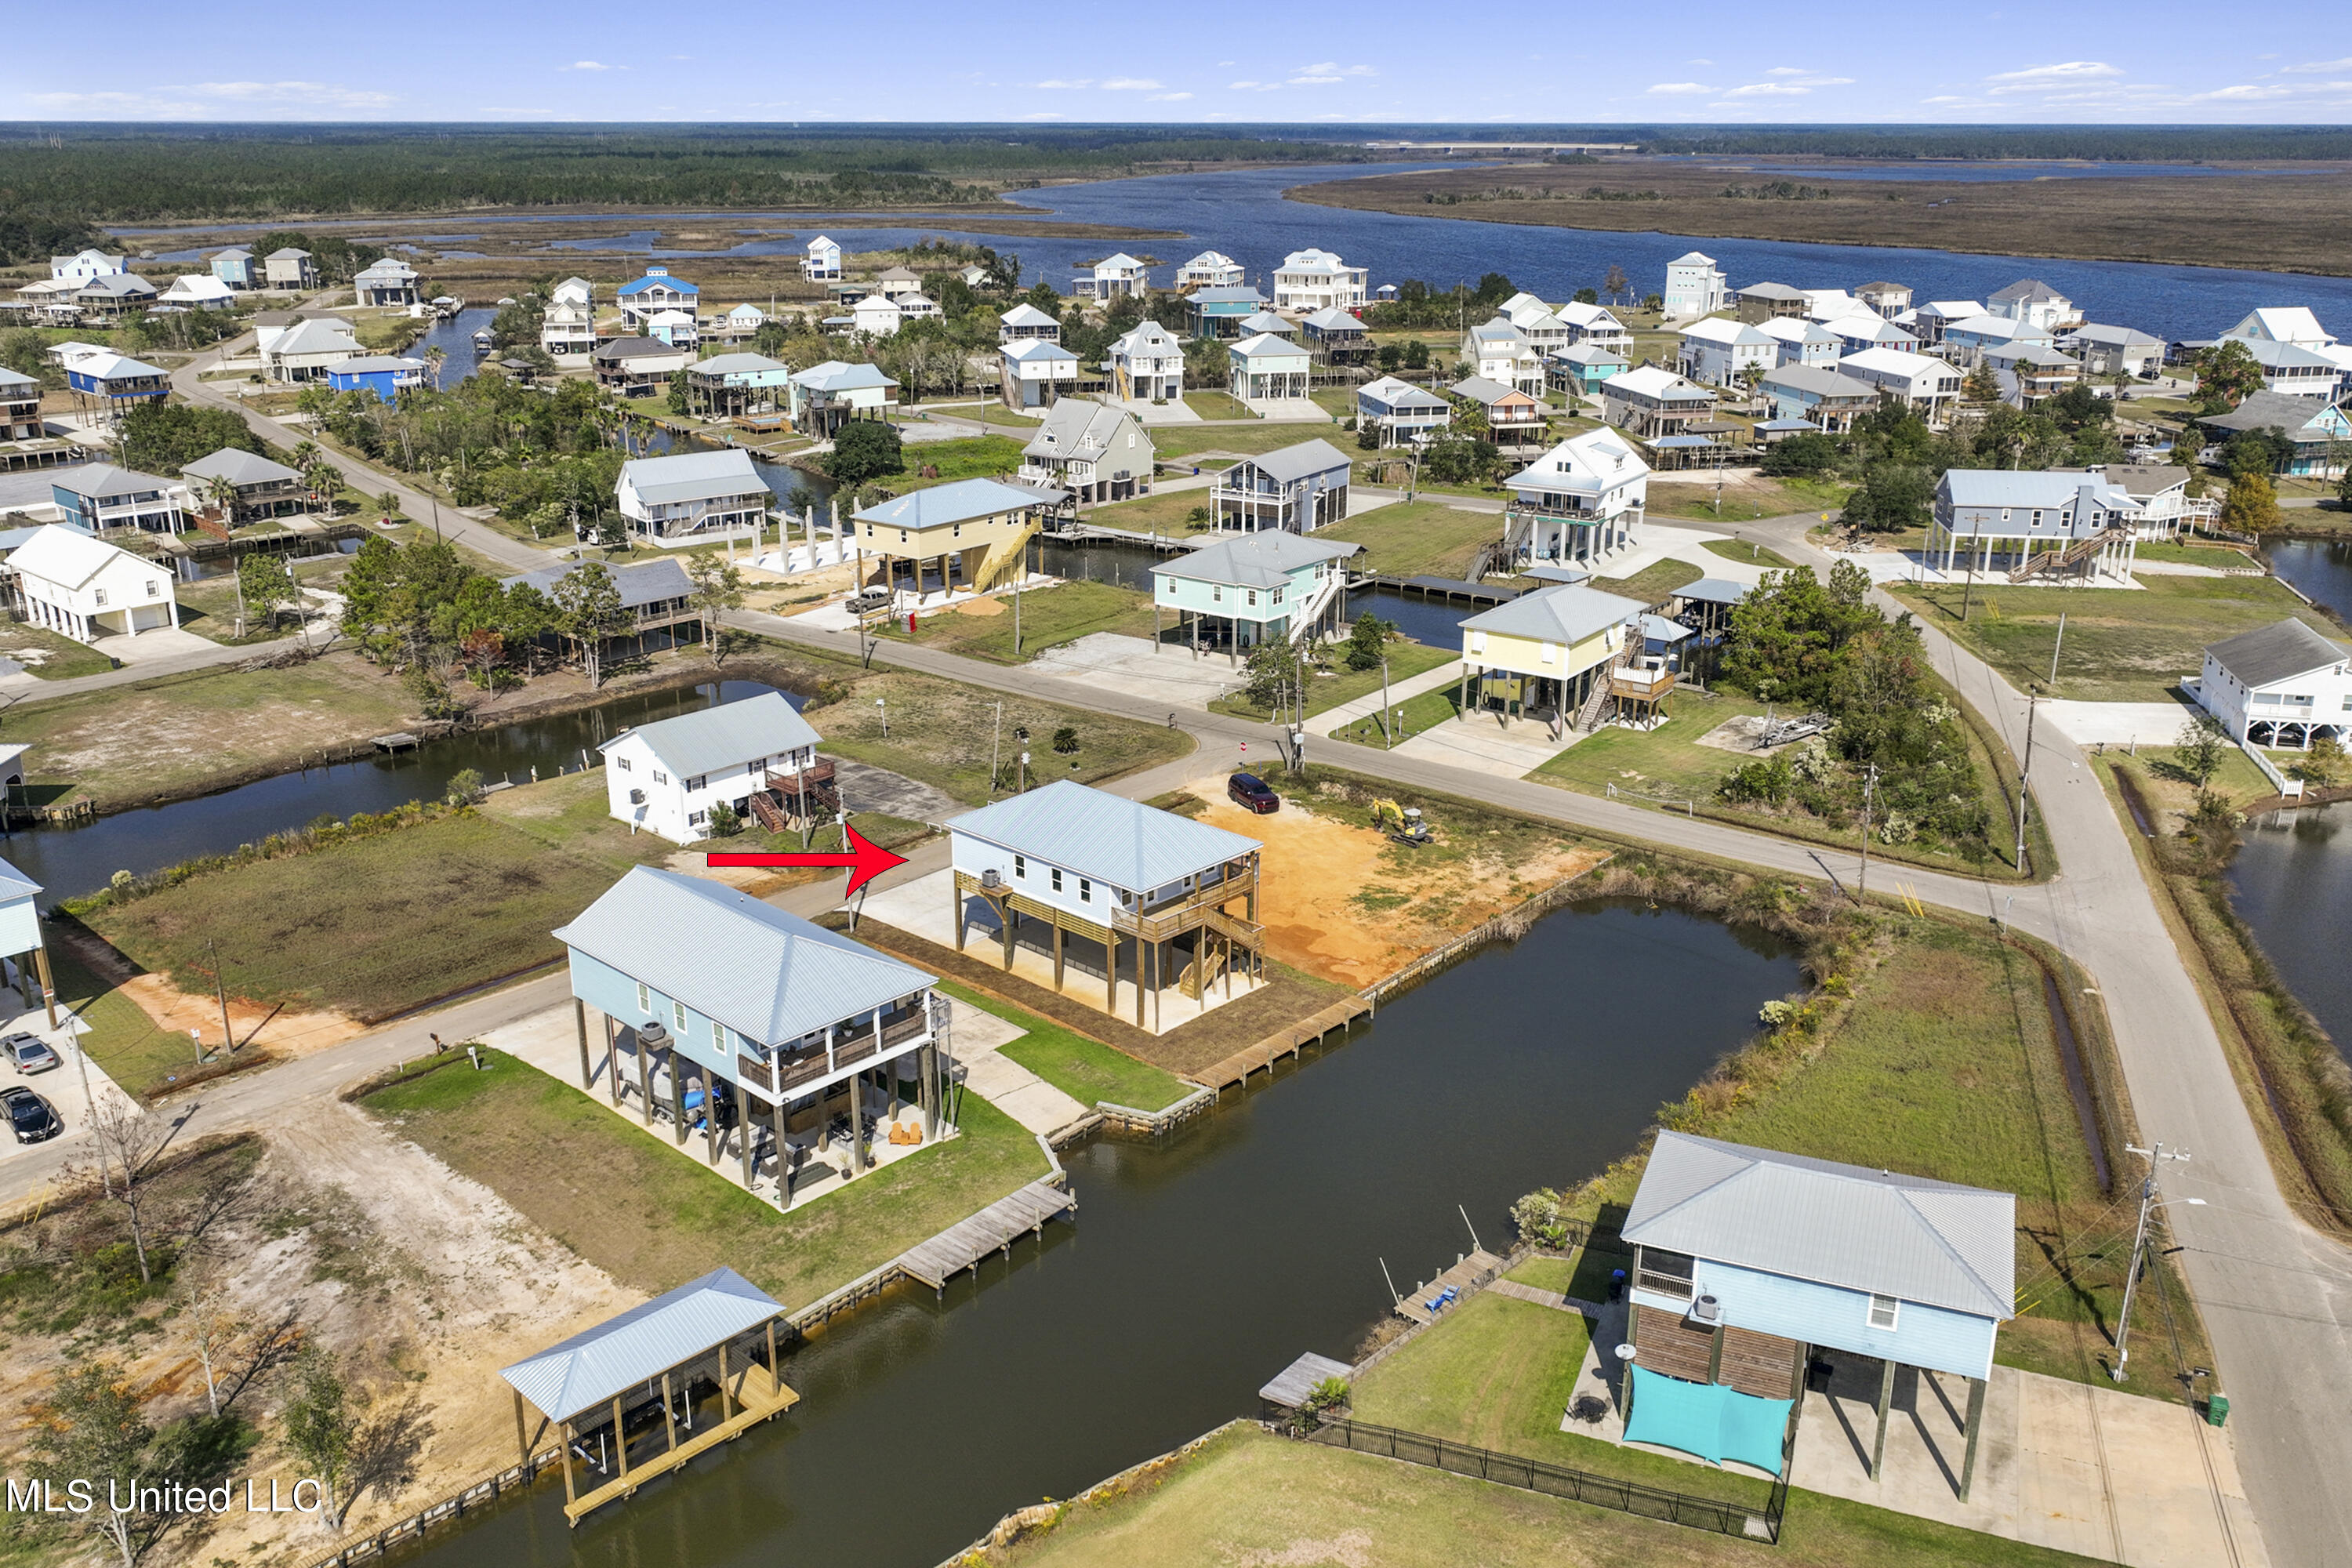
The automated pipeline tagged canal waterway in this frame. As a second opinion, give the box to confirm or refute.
[394,895,1801,1568]
[2227,801,2352,1063]
[3,680,790,901]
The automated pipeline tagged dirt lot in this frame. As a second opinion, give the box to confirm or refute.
[1180,775,1609,989]
[56,923,365,1061]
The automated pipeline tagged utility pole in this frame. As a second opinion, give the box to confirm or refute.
[1858,761,1878,899]
[2016,686,2040,873]
[206,939,233,1058]
[1014,537,1025,656]
[1381,656,1393,748]
[2112,1143,2195,1383]
[989,702,1004,800]
[1959,524,1979,622]
[2049,609,2068,688]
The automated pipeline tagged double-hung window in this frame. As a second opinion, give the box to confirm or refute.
[1078,878,1092,904]
[637,982,651,1013]
[1867,1294,1900,1331]
[1050,867,1064,893]
[673,1001,688,1033]
[1014,855,1027,880]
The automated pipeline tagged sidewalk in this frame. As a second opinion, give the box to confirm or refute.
[1319,658,1463,736]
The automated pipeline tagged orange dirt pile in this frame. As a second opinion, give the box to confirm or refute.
[58,927,364,1065]
[1185,777,1608,989]
[950,593,1007,618]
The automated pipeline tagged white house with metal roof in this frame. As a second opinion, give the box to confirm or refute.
[1210,437,1350,533]
[1227,332,1312,405]
[1621,1131,2016,1495]
[848,294,903,338]
[1073,252,1149,299]
[1271,249,1367,313]
[617,267,699,328]
[555,868,941,1188]
[354,259,420,307]
[599,691,825,842]
[1987,279,2074,332]
[1355,376,1453,447]
[2217,335,2344,399]
[945,780,1265,1028]
[1504,428,1649,568]
[1464,318,1544,394]
[1149,531,1360,656]
[0,855,53,1028]
[1555,300,1632,351]
[2195,619,2352,750]
[997,302,1060,344]
[999,337,1080,410]
[1902,299,1985,346]
[2222,307,2335,350]
[615,449,771,546]
[1663,252,1726,319]
[51,249,125,284]
[257,315,365,383]
[1676,318,1780,387]
[159,274,237,311]
[49,464,190,534]
[5,524,177,641]
[1755,316,1843,370]
[1930,470,2143,582]
[1836,347,1962,422]
[1176,251,1244,289]
[1017,401,1153,504]
[1109,320,1185,403]
[787,360,898,436]
[1457,581,1649,724]
[803,235,842,281]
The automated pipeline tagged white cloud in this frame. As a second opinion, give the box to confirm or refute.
[31,89,213,116]
[1686,58,1715,66]
[1148,91,1193,102]
[1227,79,1283,91]
[2190,83,2292,100]
[1290,74,1341,84]
[564,60,612,71]
[1763,66,1809,77]
[1722,82,1815,96]
[1646,82,1713,95]
[2282,56,2352,73]
[1216,60,1235,67]
[1987,60,2122,93]
[1100,77,1164,90]
[1286,61,1376,84]
[1033,78,1093,89]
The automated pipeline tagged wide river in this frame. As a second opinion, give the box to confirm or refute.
[396,897,1799,1568]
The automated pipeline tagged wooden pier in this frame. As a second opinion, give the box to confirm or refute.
[372,732,422,752]
[1053,520,1199,551]
[1361,573,1523,605]
[562,1360,799,1525]
[1196,996,1372,1091]
[895,1179,1076,1292]
[1396,1248,1506,1324]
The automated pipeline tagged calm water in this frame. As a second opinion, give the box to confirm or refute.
[404,307,501,385]
[4,680,789,899]
[2263,535,2352,619]
[394,898,1800,1568]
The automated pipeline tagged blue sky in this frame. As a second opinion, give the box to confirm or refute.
[5,2,2351,123]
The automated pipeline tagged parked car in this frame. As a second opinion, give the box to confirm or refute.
[2,1085,60,1144]
[845,588,891,615]
[2,1034,58,1074]
[1227,771,1279,814]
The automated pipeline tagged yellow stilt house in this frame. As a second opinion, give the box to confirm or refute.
[850,477,1067,604]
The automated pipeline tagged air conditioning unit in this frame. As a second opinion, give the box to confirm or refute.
[629,789,645,805]
[979,868,1004,891]
[1689,1294,1722,1327]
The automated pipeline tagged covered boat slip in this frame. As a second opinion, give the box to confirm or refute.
[500,1268,800,1525]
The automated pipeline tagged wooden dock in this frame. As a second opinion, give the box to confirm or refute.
[372,732,422,752]
[1396,1248,1506,1324]
[562,1361,799,1524]
[1363,573,1522,605]
[1195,996,1372,1092]
[1054,521,1199,551]
[895,1180,1076,1292]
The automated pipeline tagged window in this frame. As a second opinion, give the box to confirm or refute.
[1014,855,1026,879]
[689,808,707,826]
[637,982,650,1013]
[1212,585,1223,604]
[616,757,631,772]
[145,579,158,597]
[1635,1248,1694,1301]
[1271,587,1284,605]
[673,1000,688,1033]
[687,775,706,791]
[1079,878,1092,903]
[1162,579,1174,596]
[1246,590,1258,608]
[93,588,107,607]
[714,1025,730,1054]
[1050,867,1063,893]
[652,771,670,786]
[1868,1294,1900,1331]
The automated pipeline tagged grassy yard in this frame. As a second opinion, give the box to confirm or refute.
[1891,574,2339,703]
[968,402,1044,429]
[1218,637,1456,722]
[1182,390,1256,419]
[1589,557,1703,606]
[805,667,1194,804]
[82,806,657,1022]
[1647,475,1849,523]
[172,574,304,646]
[938,978,1192,1112]
[1151,422,1337,460]
[1074,488,1214,535]
[4,653,417,811]
[1309,387,1356,419]
[1702,538,1795,569]
[873,579,1162,664]
[39,930,225,1102]
[993,1425,2106,1568]
[1321,500,1500,579]
[362,1050,1053,1309]
[2136,542,2259,569]
[893,434,1027,489]
[0,620,117,681]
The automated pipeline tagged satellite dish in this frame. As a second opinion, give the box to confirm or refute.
[1613,1343,1638,1361]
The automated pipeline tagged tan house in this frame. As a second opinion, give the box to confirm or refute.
[851,477,1062,604]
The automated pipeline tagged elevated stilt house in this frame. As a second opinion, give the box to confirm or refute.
[557,866,945,1196]
[850,477,1065,604]
[944,780,1264,1030]
[1620,1132,2016,1498]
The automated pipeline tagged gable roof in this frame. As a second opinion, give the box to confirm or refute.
[1839,347,1948,379]
[269,318,363,358]
[1990,278,2067,304]
[854,477,1059,529]
[1680,318,1775,347]
[264,247,310,261]
[2197,390,2347,437]
[691,352,789,377]
[1463,581,1646,643]
[1234,437,1351,484]
[67,352,167,382]
[618,270,699,296]
[76,274,156,298]
[621,448,764,505]
[1186,286,1265,306]
[1603,365,1711,401]
[1110,321,1181,355]
[5,524,147,588]
[999,303,1058,328]
[791,360,898,393]
[2226,307,2333,347]
[1003,338,1078,365]
[1756,317,1841,346]
[875,265,921,282]
[2067,323,2163,350]
[599,690,818,776]
[553,866,929,1050]
[1668,251,1717,266]
[501,1266,781,1424]
[1624,1131,2016,1320]
[1510,428,1650,495]
[1449,376,1536,407]
[1552,343,1632,367]
[1759,365,1879,401]
[181,448,301,487]
[50,463,176,500]
[1021,398,1142,457]
[0,855,40,904]
[2100,464,2188,498]
[1230,331,1308,361]
[1094,252,1145,271]
[506,556,694,613]
[1940,470,2140,513]
[1181,250,1238,270]
[1356,376,1451,413]
[1152,530,1358,590]
[594,336,681,362]
[2208,618,2349,689]
[944,779,1260,892]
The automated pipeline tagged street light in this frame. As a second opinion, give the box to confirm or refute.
[2111,1142,2199,1383]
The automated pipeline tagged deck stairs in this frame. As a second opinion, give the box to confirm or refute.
[967,519,1043,593]
[2009,524,2130,583]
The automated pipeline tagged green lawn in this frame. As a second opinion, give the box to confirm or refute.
[1648,475,1849,523]
[40,930,225,1102]
[1588,557,1703,606]
[995,1425,2108,1568]
[2135,542,2258,568]
[172,575,303,646]
[891,434,1027,489]
[363,1050,1053,1309]
[0,620,118,681]
[873,579,1163,663]
[1218,637,1456,722]
[1181,390,1256,420]
[82,807,655,1022]
[1891,574,2339,703]
[1321,500,1500,579]
[1702,538,1795,569]
[968,401,1045,429]
[1075,488,1214,536]
[1309,387,1356,419]
[938,978,1192,1112]
[806,667,1194,804]
[1151,422,1336,460]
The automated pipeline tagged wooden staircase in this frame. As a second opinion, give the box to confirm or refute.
[747,793,788,833]
[2009,524,2129,583]
[968,520,1042,593]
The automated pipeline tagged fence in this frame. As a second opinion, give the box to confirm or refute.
[296,1450,561,1568]
[1303,1419,1786,1544]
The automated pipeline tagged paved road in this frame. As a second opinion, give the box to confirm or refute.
[26,388,2344,1561]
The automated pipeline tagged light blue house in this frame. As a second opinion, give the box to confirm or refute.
[1622,1131,2015,1496]
[1149,531,1359,658]
[210,248,255,290]
[1548,343,1631,397]
[1354,376,1451,448]
[0,854,53,1026]
[1185,286,1267,340]
[327,355,427,403]
[684,352,793,417]
[555,866,942,1189]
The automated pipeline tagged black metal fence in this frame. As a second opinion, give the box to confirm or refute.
[1305,1419,1787,1545]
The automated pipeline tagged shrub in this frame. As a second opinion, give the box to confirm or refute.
[1051,726,1079,755]
[1510,1187,1570,1247]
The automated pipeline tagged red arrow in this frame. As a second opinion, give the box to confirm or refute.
[707,826,909,897]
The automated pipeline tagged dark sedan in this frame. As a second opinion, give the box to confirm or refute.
[2,1085,60,1145]
[1227,772,1280,814]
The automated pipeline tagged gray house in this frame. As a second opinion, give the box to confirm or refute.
[1210,438,1352,533]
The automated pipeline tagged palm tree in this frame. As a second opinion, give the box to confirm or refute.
[423,346,447,392]
[303,459,342,523]
[201,474,239,528]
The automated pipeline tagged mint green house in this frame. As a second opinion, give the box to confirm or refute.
[1149,532,1360,661]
